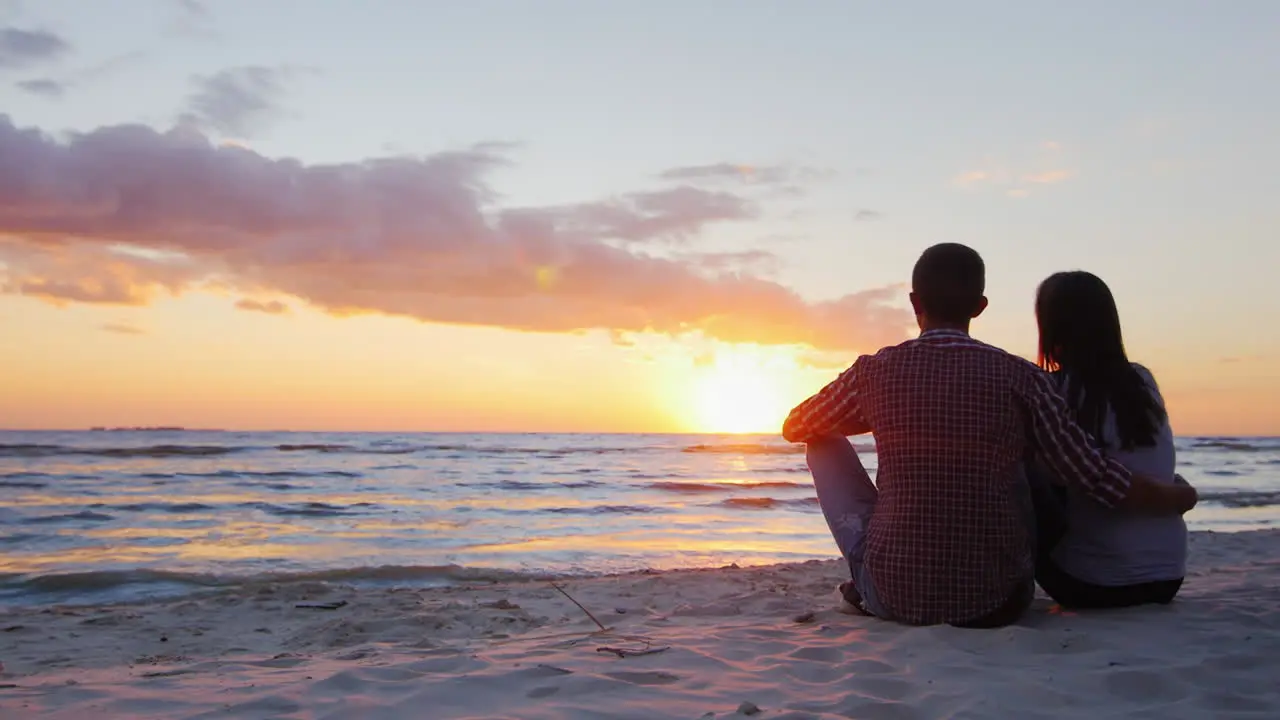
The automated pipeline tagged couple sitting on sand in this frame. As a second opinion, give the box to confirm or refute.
[782,243,1195,628]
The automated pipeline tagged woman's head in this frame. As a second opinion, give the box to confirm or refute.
[1033,270,1166,449]
[1034,270,1126,373]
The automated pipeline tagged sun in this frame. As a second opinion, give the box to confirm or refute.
[690,351,792,434]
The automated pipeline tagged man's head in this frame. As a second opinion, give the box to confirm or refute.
[909,243,988,330]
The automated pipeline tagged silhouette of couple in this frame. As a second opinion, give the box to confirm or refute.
[783,243,1195,628]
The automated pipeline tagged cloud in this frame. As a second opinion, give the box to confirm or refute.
[608,329,637,347]
[235,298,289,315]
[0,116,912,352]
[658,162,834,187]
[0,27,69,70]
[78,51,146,83]
[757,232,807,244]
[177,0,209,19]
[15,77,62,97]
[515,186,755,246]
[0,241,201,305]
[952,170,991,188]
[11,52,144,100]
[1022,170,1071,185]
[678,249,779,275]
[953,145,1074,197]
[178,66,299,138]
[660,163,786,184]
[853,209,884,222]
[101,322,144,335]
[169,0,217,39]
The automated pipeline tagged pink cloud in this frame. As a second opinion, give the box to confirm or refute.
[0,116,911,351]
[0,240,199,305]
[657,162,834,187]
[508,185,754,246]
[235,298,289,314]
[660,162,769,182]
[675,250,780,277]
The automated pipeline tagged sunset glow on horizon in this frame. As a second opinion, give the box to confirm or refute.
[1,1,1278,437]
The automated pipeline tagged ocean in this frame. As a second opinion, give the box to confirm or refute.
[2,431,1277,607]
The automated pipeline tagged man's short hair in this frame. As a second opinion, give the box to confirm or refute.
[911,243,986,323]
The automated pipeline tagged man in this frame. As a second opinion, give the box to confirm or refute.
[782,243,1197,627]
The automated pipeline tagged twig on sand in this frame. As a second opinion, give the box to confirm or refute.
[493,583,672,659]
[549,582,609,632]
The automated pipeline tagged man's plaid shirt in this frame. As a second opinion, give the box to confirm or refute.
[783,329,1133,625]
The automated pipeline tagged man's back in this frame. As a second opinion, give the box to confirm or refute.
[856,330,1033,624]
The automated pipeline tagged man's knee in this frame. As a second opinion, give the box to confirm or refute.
[805,435,858,466]
[805,434,851,451]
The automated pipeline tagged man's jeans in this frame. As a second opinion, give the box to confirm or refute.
[805,436,891,618]
[806,436,1039,624]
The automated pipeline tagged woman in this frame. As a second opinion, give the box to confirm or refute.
[1030,270,1187,609]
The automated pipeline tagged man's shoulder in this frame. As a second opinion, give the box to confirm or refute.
[884,334,1039,367]
[962,337,1044,376]
[875,336,1044,396]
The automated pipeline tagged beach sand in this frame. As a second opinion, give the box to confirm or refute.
[2,530,1277,719]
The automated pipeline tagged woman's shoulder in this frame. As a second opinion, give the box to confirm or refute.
[1129,362,1169,416]
[1129,362,1160,391]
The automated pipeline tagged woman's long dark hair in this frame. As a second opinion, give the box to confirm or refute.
[1035,271,1166,450]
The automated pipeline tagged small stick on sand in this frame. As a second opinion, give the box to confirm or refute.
[550,582,608,632]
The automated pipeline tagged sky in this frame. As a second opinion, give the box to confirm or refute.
[0,0,1277,435]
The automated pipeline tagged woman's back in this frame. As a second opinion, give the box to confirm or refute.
[1051,364,1187,585]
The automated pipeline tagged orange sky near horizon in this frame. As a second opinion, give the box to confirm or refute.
[2,291,1276,437]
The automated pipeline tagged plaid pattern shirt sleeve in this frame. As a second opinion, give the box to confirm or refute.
[1021,367,1133,507]
[782,357,872,443]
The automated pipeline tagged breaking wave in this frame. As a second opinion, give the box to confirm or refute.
[1190,439,1278,452]
[1199,490,1280,509]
